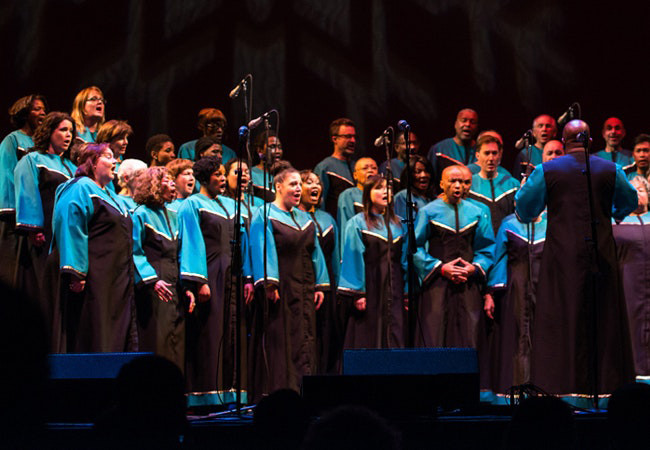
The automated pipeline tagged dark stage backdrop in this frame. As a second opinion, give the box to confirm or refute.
[1,0,649,171]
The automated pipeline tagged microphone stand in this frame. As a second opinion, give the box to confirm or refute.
[262,117,270,396]
[231,125,249,415]
[581,136,601,410]
[381,130,394,347]
[258,110,279,396]
[401,124,418,347]
[230,74,253,414]
[519,130,535,181]
[240,76,255,220]
[516,131,536,405]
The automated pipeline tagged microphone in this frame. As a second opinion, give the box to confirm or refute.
[576,131,590,145]
[374,128,391,147]
[239,126,249,139]
[397,120,411,131]
[558,102,581,127]
[248,111,273,130]
[229,76,248,99]
[515,129,535,150]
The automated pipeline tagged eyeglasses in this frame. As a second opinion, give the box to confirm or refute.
[86,96,106,104]
[205,122,226,129]
[334,134,356,139]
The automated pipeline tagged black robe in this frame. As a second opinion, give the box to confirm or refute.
[310,210,342,374]
[515,151,637,395]
[51,177,136,353]
[0,215,18,288]
[488,214,546,394]
[15,157,74,324]
[613,213,650,377]
[264,219,318,393]
[314,156,355,218]
[413,199,495,349]
[132,206,185,372]
[179,195,247,394]
[249,205,329,397]
[338,215,407,349]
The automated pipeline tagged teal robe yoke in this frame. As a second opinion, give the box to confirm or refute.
[0,130,33,215]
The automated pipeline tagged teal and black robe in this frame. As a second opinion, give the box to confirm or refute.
[50,176,136,353]
[249,203,329,397]
[177,193,251,395]
[132,204,185,371]
[413,198,494,349]
[338,213,408,349]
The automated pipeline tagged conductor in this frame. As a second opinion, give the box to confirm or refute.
[515,119,637,401]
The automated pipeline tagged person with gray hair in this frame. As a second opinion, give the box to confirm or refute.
[116,158,147,211]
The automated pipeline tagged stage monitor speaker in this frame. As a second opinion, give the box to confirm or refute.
[343,348,478,375]
[302,348,479,417]
[47,352,152,422]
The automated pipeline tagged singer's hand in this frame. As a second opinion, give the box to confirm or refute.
[441,258,467,284]
[154,279,173,303]
[28,232,46,247]
[198,284,211,303]
[266,286,280,303]
[314,291,324,310]
[484,293,495,320]
[244,283,254,305]
[186,290,196,313]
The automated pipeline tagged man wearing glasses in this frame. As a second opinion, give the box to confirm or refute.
[178,108,236,164]
[314,118,357,218]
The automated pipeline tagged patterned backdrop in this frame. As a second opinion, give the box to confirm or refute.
[1,0,649,170]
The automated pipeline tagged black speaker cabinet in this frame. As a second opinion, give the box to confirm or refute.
[47,352,152,422]
[302,348,479,416]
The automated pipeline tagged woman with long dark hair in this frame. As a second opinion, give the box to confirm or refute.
[14,112,77,315]
[338,175,408,349]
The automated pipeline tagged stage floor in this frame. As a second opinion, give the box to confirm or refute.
[41,407,610,450]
